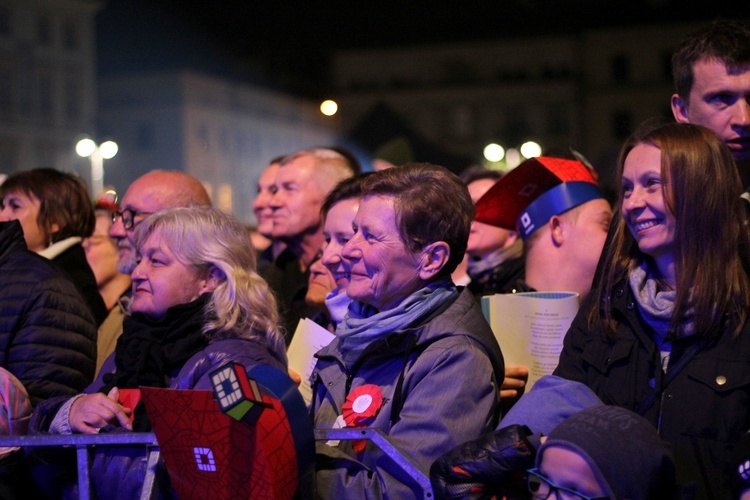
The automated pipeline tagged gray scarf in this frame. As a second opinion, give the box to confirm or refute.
[629,261,695,370]
[336,279,459,369]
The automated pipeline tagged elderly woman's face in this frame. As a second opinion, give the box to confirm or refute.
[342,195,424,311]
[130,229,209,318]
[322,197,360,291]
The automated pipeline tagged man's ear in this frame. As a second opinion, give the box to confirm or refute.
[199,265,226,294]
[550,215,565,247]
[671,94,690,123]
[418,241,450,280]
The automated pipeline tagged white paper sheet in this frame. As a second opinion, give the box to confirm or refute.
[286,318,335,406]
[482,292,580,390]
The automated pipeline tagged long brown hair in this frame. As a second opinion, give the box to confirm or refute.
[590,122,750,338]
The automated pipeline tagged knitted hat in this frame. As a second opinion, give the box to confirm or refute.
[536,405,676,499]
[474,156,603,240]
[499,375,603,435]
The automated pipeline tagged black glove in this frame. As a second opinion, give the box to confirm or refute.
[430,424,538,500]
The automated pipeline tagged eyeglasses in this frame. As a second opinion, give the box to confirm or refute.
[112,209,153,230]
[527,469,609,500]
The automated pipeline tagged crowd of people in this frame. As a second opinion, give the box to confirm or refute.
[0,18,748,500]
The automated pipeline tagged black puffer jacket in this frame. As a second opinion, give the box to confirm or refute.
[555,280,750,500]
[51,242,108,326]
[0,221,97,405]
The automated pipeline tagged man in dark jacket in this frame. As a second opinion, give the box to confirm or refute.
[260,148,355,343]
[0,220,97,406]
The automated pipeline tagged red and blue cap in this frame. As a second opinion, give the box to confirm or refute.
[474,156,603,240]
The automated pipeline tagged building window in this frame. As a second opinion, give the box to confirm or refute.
[137,122,155,151]
[219,126,230,153]
[451,106,473,139]
[196,123,210,152]
[62,21,78,50]
[0,67,12,116]
[35,140,56,168]
[546,103,569,136]
[504,106,532,145]
[38,73,54,118]
[611,54,630,83]
[612,110,633,140]
[64,76,79,121]
[37,15,52,45]
[0,136,19,171]
[444,60,477,85]
[0,7,10,37]
[661,51,673,82]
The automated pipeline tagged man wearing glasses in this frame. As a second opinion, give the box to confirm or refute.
[109,171,211,274]
[93,171,212,370]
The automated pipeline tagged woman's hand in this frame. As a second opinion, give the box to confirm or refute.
[69,387,133,434]
[500,366,529,400]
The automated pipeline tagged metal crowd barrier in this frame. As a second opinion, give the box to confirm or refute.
[0,429,434,499]
[0,432,160,500]
[314,428,435,498]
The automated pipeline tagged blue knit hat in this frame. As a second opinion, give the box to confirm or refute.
[537,405,676,499]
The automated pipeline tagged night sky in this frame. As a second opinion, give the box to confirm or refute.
[98,0,750,98]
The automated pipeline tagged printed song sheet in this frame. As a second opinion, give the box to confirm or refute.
[482,292,579,390]
[287,318,335,406]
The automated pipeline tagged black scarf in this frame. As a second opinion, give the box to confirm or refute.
[102,295,211,430]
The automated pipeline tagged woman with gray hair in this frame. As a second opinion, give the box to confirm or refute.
[312,163,504,498]
[131,206,286,368]
[30,206,287,497]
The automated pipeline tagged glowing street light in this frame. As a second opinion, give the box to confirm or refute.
[520,141,542,159]
[483,143,505,162]
[320,100,338,116]
[76,138,118,197]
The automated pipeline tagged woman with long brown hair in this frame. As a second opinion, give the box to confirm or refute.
[555,122,750,499]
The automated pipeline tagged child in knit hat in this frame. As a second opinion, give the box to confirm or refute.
[532,405,677,499]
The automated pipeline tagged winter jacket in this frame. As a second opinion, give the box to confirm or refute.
[554,279,750,500]
[312,288,504,499]
[47,240,108,326]
[258,246,318,345]
[0,221,97,406]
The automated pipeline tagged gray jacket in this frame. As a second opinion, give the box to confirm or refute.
[312,288,504,499]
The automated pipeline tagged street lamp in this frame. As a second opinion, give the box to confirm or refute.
[76,138,118,197]
[320,99,338,116]
[482,140,542,171]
